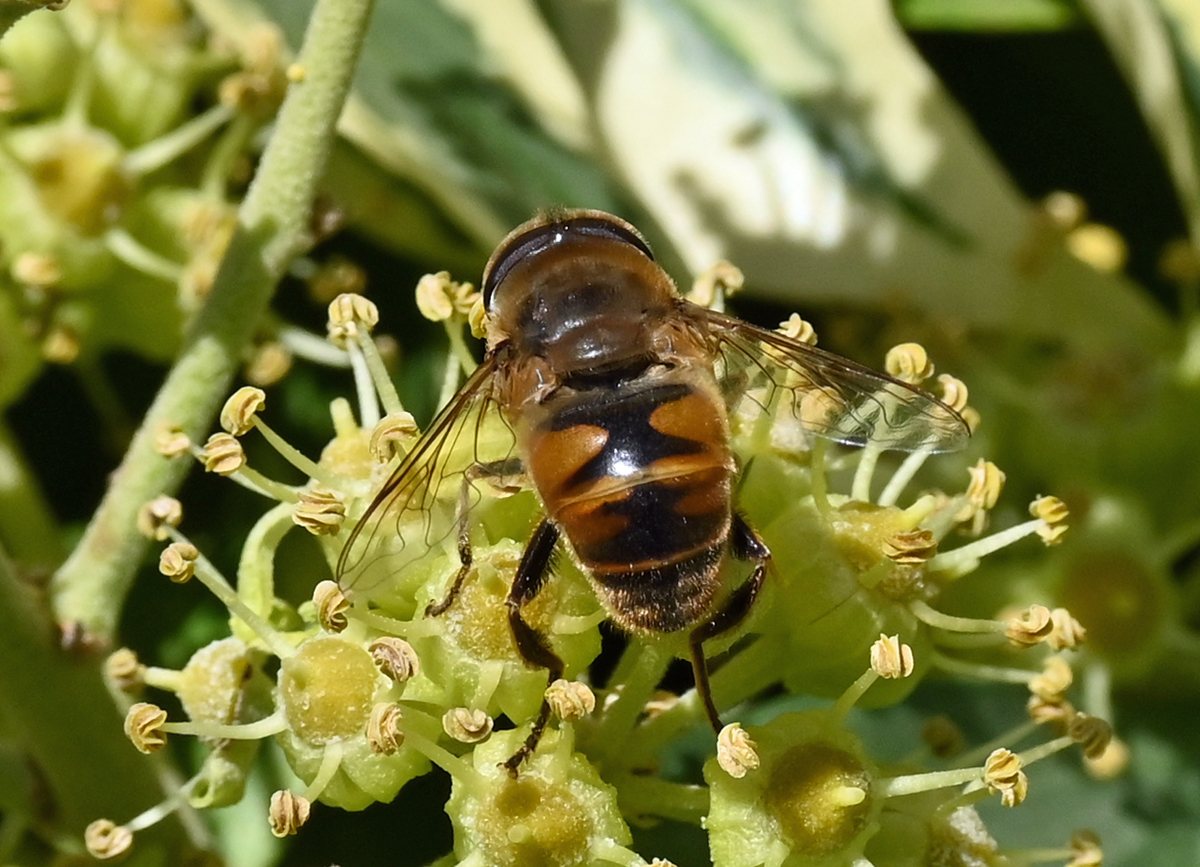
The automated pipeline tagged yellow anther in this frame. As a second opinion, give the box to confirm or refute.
[936,374,969,413]
[105,648,145,692]
[1005,604,1054,648]
[442,707,493,744]
[137,496,183,541]
[415,271,477,322]
[1027,695,1076,730]
[1069,830,1104,867]
[308,256,366,304]
[12,251,62,287]
[312,580,349,633]
[200,432,246,475]
[1067,223,1127,273]
[85,819,133,860]
[327,293,379,347]
[1030,495,1070,545]
[546,679,597,721]
[1029,655,1073,703]
[153,422,191,457]
[370,412,419,463]
[983,748,1028,807]
[124,702,169,754]
[1068,713,1113,760]
[292,487,346,536]
[367,702,405,755]
[1047,607,1087,650]
[870,634,915,678]
[777,313,818,344]
[220,387,266,436]
[689,260,744,307]
[245,341,293,387]
[159,542,199,583]
[716,723,760,778]
[885,343,934,384]
[369,636,420,683]
[268,790,311,837]
[883,529,937,565]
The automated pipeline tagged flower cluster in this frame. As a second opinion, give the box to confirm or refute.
[92,271,1109,867]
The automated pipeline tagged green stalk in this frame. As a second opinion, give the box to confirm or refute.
[49,0,378,642]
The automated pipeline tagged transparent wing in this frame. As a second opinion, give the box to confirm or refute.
[694,306,970,453]
[336,358,517,599]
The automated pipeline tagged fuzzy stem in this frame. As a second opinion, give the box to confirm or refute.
[50,0,378,643]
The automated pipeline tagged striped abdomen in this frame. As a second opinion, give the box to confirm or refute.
[523,374,734,632]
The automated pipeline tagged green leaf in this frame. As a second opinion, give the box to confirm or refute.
[540,0,1169,355]
[894,0,1080,32]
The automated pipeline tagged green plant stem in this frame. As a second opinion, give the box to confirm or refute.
[0,549,197,862]
[0,418,62,571]
[49,0,378,643]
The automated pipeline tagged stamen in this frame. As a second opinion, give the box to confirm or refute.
[885,343,934,384]
[161,530,295,659]
[292,486,346,536]
[192,436,299,502]
[395,710,486,787]
[689,261,744,311]
[877,449,932,507]
[251,417,338,487]
[851,444,883,503]
[348,344,381,429]
[927,519,1048,575]
[546,679,597,721]
[369,636,420,683]
[269,790,310,838]
[443,707,494,743]
[313,580,350,632]
[123,103,235,176]
[931,652,1038,685]
[104,228,184,282]
[301,740,345,803]
[716,723,759,778]
[276,324,353,368]
[353,326,404,416]
[909,600,1008,635]
[161,709,289,741]
[367,702,405,755]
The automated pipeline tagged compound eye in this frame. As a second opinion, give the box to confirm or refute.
[482,212,654,308]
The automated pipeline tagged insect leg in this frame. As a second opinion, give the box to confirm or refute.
[502,519,563,776]
[688,513,771,732]
[425,457,525,617]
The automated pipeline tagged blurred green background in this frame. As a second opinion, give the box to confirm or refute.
[2,0,1200,865]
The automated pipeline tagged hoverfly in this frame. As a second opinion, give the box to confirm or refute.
[338,210,969,773]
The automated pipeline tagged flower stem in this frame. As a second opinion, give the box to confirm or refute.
[49,0,378,643]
